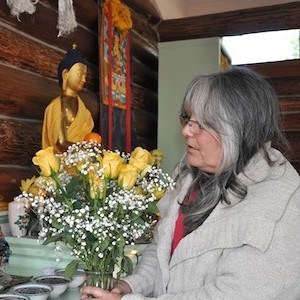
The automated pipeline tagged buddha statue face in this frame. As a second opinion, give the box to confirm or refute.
[62,62,87,96]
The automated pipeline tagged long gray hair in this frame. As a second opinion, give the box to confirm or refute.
[176,67,289,235]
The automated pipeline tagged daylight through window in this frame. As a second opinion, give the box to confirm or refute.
[222,29,300,65]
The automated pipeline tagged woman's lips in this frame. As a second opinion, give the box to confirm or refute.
[187,145,195,152]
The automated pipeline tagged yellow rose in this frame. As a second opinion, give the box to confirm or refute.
[100,151,124,179]
[130,158,152,176]
[153,187,166,201]
[28,176,56,198]
[134,186,146,196]
[129,147,154,174]
[130,147,154,165]
[118,164,138,189]
[32,147,60,177]
[89,170,105,199]
[20,176,36,192]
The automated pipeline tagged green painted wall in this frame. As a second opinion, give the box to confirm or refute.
[158,37,224,175]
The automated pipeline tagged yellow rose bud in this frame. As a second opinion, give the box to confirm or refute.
[151,149,164,167]
[130,147,155,166]
[101,151,124,179]
[129,158,152,175]
[32,147,60,177]
[89,172,105,199]
[118,164,138,190]
[153,187,166,201]
[20,176,37,193]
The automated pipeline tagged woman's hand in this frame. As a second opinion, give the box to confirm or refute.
[111,280,132,295]
[81,286,122,300]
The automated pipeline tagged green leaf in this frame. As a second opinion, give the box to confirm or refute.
[43,234,64,245]
[99,239,110,251]
[147,201,159,214]
[66,177,80,195]
[55,194,65,203]
[133,217,144,225]
[86,231,97,244]
[65,259,80,278]
[51,217,62,230]
[121,255,133,275]
[118,236,126,256]
[72,200,82,209]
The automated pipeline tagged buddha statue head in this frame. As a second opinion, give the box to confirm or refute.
[57,44,88,96]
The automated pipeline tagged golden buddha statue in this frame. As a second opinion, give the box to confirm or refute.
[42,44,94,153]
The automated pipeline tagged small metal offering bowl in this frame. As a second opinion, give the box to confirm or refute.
[10,283,52,300]
[34,275,70,298]
[54,268,86,289]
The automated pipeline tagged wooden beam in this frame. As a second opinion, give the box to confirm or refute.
[158,2,300,42]
[243,60,300,79]
[122,0,161,25]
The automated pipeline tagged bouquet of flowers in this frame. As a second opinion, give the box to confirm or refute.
[16,141,174,282]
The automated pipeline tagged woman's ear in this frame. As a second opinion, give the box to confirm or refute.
[62,69,68,91]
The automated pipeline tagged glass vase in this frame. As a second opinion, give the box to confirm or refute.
[85,271,116,291]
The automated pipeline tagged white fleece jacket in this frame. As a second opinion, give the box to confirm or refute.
[122,148,300,300]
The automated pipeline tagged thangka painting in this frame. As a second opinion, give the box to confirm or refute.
[100,0,132,110]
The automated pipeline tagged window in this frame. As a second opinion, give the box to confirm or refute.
[222,29,300,65]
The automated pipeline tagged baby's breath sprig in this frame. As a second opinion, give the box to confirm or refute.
[17,142,175,279]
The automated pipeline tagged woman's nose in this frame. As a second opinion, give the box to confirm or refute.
[182,123,192,137]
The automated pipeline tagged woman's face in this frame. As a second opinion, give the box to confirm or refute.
[182,114,222,173]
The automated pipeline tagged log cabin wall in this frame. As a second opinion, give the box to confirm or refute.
[244,60,300,172]
[0,0,160,203]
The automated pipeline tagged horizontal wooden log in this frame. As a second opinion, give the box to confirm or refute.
[131,31,158,69]
[132,57,158,91]
[0,165,37,202]
[134,135,157,151]
[123,0,161,26]
[0,117,42,165]
[132,108,157,138]
[269,77,300,96]
[0,63,99,122]
[158,2,300,42]
[244,59,300,78]
[281,112,300,130]
[130,11,159,46]
[283,131,300,161]
[291,161,300,174]
[0,25,98,91]
[0,1,98,64]
[280,97,300,112]
[131,83,157,113]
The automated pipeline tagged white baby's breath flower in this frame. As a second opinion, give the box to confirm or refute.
[22,141,174,277]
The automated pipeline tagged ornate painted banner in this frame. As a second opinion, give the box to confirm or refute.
[100,0,132,151]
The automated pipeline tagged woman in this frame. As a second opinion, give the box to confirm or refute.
[82,67,300,299]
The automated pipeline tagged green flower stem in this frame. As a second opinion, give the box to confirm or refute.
[52,173,73,209]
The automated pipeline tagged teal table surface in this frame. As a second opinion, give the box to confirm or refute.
[2,236,148,299]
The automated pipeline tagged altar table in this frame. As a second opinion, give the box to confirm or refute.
[4,236,147,299]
